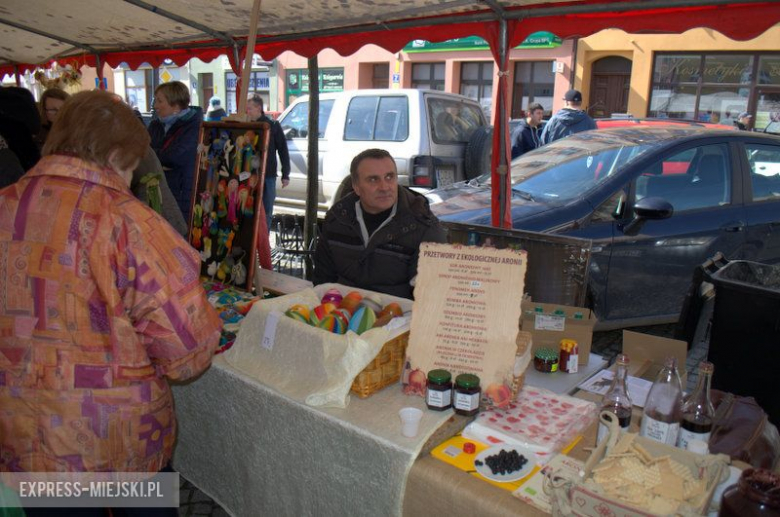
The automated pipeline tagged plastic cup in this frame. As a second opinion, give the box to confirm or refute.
[398,407,423,438]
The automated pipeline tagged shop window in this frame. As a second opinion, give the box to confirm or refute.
[756,92,780,134]
[652,55,702,84]
[702,55,753,84]
[758,55,780,85]
[460,62,494,118]
[412,63,445,91]
[648,84,698,120]
[199,73,214,110]
[372,64,389,89]
[647,52,780,124]
[226,71,269,114]
[124,68,153,113]
[511,61,554,118]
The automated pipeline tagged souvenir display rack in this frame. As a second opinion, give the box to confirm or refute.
[189,120,271,293]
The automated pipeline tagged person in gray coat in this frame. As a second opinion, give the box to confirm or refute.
[313,148,447,299]
[540,89,597,145]
[131,147,188,237]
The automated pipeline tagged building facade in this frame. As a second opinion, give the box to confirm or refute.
[576,25,780,131]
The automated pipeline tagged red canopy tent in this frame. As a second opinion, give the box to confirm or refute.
[2,0,779,231]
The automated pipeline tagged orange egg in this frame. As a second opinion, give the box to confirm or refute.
[381,302,403,318]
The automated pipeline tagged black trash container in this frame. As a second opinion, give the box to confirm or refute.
[706,260,780,426]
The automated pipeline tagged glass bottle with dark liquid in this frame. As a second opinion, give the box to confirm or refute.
[597,354,633,444]
[678,361,715,449]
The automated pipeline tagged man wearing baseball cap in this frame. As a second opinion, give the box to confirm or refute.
[540,89,597,145]
[735,111,753,131]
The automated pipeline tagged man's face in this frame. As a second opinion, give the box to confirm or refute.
[352,157,398,214]
[246,100,262,120]
[529,108,544,126]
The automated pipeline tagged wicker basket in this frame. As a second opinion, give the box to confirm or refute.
[350,330,410,398]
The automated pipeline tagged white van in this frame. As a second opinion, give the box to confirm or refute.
[275,89,488,216]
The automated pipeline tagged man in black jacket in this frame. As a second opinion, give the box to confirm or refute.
[313,149,448,299]
[511,102,544,159]
[246,94,291,232]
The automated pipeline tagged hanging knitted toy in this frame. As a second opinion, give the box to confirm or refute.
[241,131,256,174]
[227,178,239,226]
[139,172,163,214]
[232,135,245,177]
[209,211,219,235]
[201,236,212,262]
[238,184,252,217]
[216,180,228,219]
[191,226,202,249]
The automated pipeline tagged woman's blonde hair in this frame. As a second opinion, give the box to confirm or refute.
[43,90,150,171]
[154,81,190,110]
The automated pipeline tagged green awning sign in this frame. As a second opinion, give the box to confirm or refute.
[403,32,561,53]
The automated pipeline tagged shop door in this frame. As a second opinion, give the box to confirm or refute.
[588,56,632,119]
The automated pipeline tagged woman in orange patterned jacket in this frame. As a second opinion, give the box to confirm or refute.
[0,91,222,477]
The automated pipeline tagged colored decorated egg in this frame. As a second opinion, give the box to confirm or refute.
[360,293,383,313]
[333,308,353,327]
[379,302,403,319]
[318,313,346,334]
[348,306,376,335]
[310,303,335,326]
[287,304,310,321]
[285,308,310,325]
[320,288,343,306]
[339,291,363,315]
[373,312,394,328]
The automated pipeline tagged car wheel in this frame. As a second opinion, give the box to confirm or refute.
[465,126,493,180]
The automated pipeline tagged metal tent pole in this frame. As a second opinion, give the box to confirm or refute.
[304,56,319,281]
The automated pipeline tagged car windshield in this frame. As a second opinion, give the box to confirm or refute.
[474,132,659,202]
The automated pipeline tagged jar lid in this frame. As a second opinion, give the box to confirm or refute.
[428,369,451,383]
[455,373,480,388]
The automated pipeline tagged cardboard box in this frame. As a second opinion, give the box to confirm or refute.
[521,301,596,365]
[622,330,688,386]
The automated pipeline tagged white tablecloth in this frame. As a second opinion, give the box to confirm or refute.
[171,356,453,517]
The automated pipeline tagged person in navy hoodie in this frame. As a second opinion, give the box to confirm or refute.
[148,81,203,222]
[540,89,596,145]
[511,102,544,159]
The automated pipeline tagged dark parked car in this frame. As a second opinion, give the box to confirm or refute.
[427,127,780,329]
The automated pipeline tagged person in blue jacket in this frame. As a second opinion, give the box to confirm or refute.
[511,102,544,159]
[540,89,597,145]
[148,81,203,223]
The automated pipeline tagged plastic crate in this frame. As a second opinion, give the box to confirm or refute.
[706,260,780,425]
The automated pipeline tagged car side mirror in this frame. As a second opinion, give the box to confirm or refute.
[622,197,674,235]
[284,127,296,140]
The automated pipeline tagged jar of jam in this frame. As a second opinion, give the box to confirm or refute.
[454,374,481,416]
[534,347,559,373]
[719,468,780,517]
[426,369,452,411]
